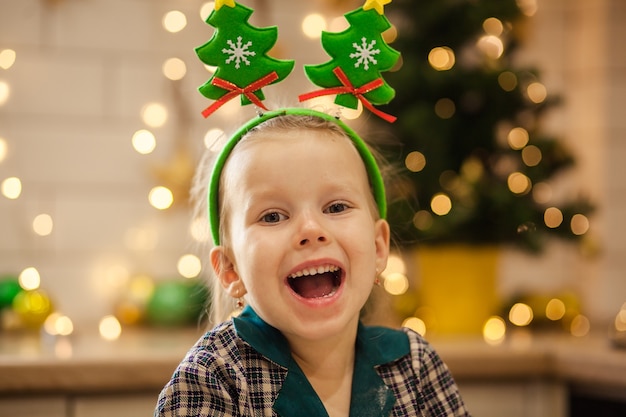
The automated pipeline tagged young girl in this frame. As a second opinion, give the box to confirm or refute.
[155,108,471,416]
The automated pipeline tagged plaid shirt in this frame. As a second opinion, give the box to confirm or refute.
[156,307,470,416]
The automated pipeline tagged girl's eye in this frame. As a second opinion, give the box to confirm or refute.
[261,212,286,223]
[325,202,349,214]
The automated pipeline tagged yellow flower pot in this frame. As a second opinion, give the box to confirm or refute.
[413,245,500,335]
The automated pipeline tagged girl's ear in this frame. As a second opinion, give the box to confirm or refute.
[210,247,247,297]
[374,219,391,275]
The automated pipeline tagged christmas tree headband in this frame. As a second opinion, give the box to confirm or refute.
[196,0,399,245]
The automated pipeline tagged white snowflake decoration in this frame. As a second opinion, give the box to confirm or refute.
[222,36,256,69]
[350,37,380,71]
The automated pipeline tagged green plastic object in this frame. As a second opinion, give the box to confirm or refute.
[0,275,21,309]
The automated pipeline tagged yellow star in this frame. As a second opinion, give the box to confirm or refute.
[363,0,392,15]
[215,0,236,11]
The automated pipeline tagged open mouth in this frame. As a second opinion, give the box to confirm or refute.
[287,265,342,299]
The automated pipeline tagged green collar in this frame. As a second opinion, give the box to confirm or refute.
[233,306,409,417]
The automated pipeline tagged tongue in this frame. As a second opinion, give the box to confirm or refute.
[291,273,336,299]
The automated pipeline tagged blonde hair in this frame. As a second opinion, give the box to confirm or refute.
[191,113,391,326]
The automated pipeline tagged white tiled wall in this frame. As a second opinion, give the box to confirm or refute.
[0,0,328,326]
[0,0,230,323]
[0,0,624,327]
[499,0,626,323]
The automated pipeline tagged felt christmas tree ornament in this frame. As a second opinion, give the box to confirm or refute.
[196,0,400,122]
[299,0,400,122]
[196,0,295,117]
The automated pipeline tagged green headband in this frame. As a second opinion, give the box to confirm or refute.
[208,108,387,245]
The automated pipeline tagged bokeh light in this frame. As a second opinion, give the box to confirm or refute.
[532,182,552,204]
[461,157,484,182]
[1,176,21,199]
[522,145,542,166]
[128,274,155,302]
[381,252,409,300]
[203,64,218,74]
[0,81,10,105]
[177,254,202,278]
[328,16,349,32]
[149,186,174,210]
[99,315,122,341]
[141,102,168,128]
[428,47,455,71]
[163,10,187,33]
[382,24,398,44]
[498,71,518,91]
[0,137,7,162]
[477,35,504,59]
[302,14,327,39]
[507,127,529,150]
[340,101,363,120]
[413,210,434,230]
[570,214,590,235]
[507,172,532,195]
[0,49,16,69]
[19,267,41,291]
[131,129,156,155]
[33,214,54,236]
[483,17,504,36]
[509,303,533,326]
[163,57,187,81]
[570,314,590,337]
[434,98,455,119]
[405,151,426,172]
[384,253,407,276]
[516,0,538,17]
[544,207,563,228]
[44,312,74,336]
[382,272,409,296]
[527,82,547,103]
[200,2,215,22]
[190,216,211,243]
[545,298,566,321]
[431,193,452,216]
[483,316,506,345]
[615,304,626,332]
[402,317,426,336]
[204,128,225,151]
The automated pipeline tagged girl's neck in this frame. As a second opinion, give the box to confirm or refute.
[286,324,358,417]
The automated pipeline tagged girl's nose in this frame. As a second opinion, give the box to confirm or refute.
[295,213,329,247]
[299,234,328,246]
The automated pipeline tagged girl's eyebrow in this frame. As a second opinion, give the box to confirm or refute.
[240,187,288,214]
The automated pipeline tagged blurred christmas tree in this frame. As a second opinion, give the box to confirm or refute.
[380,0,593,253]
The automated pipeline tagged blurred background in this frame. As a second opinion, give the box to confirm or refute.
[0,0,626,344]
[0,0,625,415]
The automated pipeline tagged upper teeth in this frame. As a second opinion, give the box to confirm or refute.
[289,265,339,278]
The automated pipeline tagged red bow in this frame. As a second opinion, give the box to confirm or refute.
[298,67,396,123]
[202,71,279,118]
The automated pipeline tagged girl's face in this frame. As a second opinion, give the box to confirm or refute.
[211,129,390,343]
